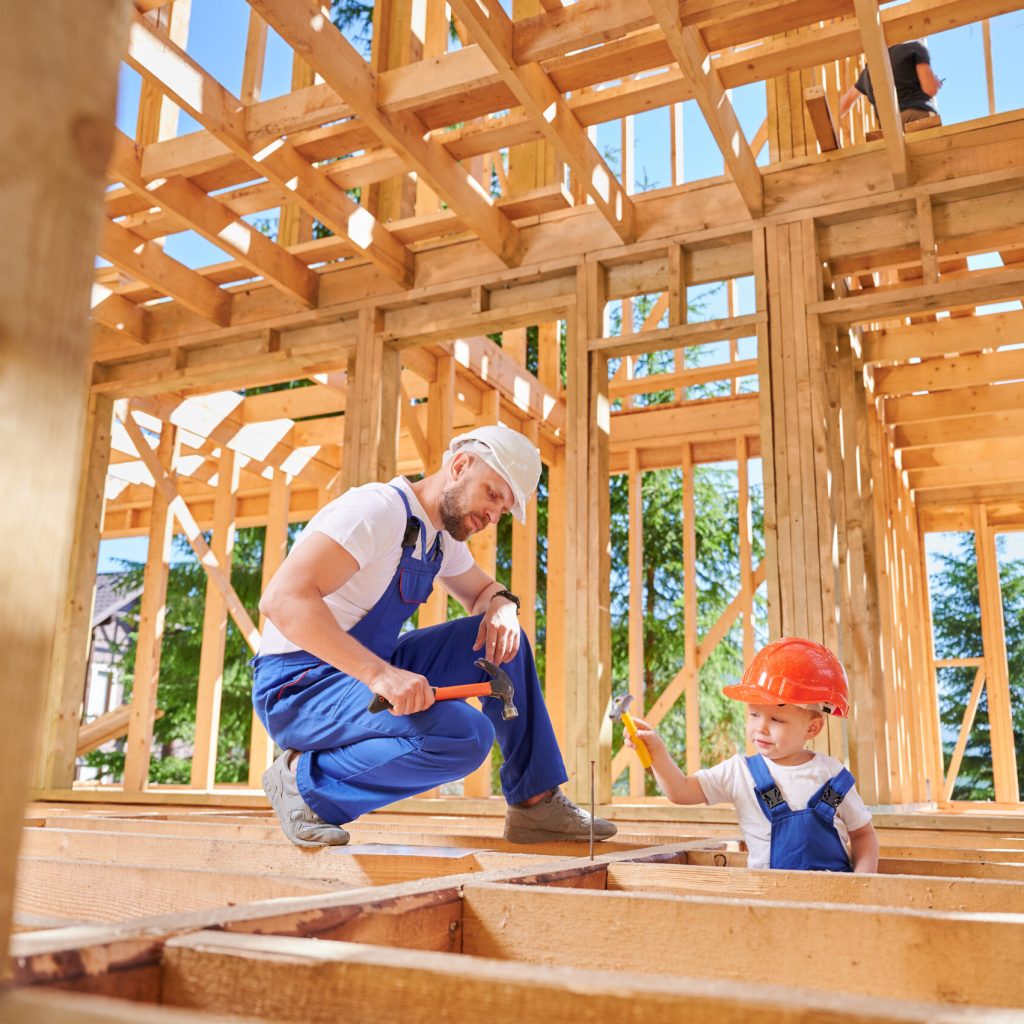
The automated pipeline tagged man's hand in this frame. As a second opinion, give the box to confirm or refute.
[473,598,520,665]
[366,664,434,716]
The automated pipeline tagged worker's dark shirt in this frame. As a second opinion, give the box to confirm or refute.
[855,40,937,115]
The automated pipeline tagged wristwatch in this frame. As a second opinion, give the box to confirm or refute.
[491,588,521,614]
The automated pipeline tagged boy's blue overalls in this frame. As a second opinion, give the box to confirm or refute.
[746,753,854,871]
[251,487,568,826]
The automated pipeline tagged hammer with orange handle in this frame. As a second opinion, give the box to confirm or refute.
[609,694,652,769]
[367,658,518,720]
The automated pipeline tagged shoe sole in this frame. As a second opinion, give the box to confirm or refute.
[504,826,618,844]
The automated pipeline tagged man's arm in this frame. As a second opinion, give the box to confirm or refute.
[916,61,942,97]
[839,84,863,118]
[260,532,434,715]
[443,563,521,665]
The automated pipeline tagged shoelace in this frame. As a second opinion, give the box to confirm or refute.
[548,789,591,822]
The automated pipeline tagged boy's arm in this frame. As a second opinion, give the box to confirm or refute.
[631,719,708,805]
[849,821,879,873]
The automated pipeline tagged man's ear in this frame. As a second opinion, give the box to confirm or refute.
[806,712,825,739]
[450,451,472,480]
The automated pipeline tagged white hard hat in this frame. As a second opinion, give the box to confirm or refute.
[443,425,541,523]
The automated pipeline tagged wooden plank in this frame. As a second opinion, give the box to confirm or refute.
[122,423,176,792]
[248,469,290,787]
[125,15,414,287]
[607,861,1024,913]
[109,132,320,308]
[0,0,128,975]
[156,925,1014,1023]
[461,882,1024,1006]
[191,447,238,789]
[247,0,521,268]
[873,348,1024,397]
[861,308,1024,365]
[853,0,908,187]
[647,5,763,215]
[77,704,165,756]
[100,218,232,325]
[15,857,334,922]
[37,394,114,788]
[974,505,1019,803]
[0,988,260,1024]
[119,411,261,652]
[804,84,839,152]
[449,0,635,244]
[682,443,699,774]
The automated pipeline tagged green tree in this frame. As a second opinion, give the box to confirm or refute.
[929,534,1024,799]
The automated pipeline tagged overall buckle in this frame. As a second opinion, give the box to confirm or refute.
[760,785,785,810]
[819,783,843,809]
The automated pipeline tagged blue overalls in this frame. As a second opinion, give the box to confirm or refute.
[745,754,855,872]
[251,486,568,826]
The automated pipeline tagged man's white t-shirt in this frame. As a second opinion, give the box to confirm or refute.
[696,752,872,870]
[259,477,475,655]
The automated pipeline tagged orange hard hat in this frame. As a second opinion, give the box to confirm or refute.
[722,637,850,717]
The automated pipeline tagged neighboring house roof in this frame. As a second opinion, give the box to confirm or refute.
[92,573,143,629]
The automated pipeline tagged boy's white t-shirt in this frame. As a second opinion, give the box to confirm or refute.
[696,752,872,870]
[259,477,475,655]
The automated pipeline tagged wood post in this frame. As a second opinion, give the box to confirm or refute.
[36,393,114,790]
[248,470,290,787]
[0,0,127,974]
[191,448,239,789]
[974,505,1019,803]
[123,424,177,792]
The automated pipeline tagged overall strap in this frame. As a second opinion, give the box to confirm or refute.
[389,484,429,560]
[745,754,790,820]
[809,767,856,821]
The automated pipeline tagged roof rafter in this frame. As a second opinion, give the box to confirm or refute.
[109,130,320,309]
[125,11,414,288]
[449,0,635,244]
[100,219,233,327]
[91,285,150,343]
[853,0,908,189]
[647,0,763,216]
[245,0,523,268]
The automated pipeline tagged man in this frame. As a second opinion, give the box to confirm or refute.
[839,39,943,126]
[252,424,616,848]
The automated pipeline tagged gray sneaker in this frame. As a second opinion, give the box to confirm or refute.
[504,787,617,844]
[262,749,350,849]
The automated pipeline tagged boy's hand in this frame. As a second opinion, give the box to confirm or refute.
[627,717,667,757]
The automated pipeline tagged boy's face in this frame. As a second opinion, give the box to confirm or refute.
[745,703,824,765]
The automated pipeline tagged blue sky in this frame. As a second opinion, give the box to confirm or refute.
[101,1,1024,575]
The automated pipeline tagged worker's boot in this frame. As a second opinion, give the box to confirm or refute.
[504,787,617,844]
[262,749,350,849]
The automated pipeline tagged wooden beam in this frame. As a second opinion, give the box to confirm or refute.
[804,85,838,152]
[156,926,971,1024]
[646,4,763,215]
[109,131,320,308]
[125,13,414,286]
[90,285,150,342]
[872,347,1024,397]
[100,218,233,325]
[119,410,261,652]
[853,0,908,187]
[247,0,522,268]
[449,0,635,244]
[190,448,239,789]
[0,0,127,972]
[860,307,1024,364]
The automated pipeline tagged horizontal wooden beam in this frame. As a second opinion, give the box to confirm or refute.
[590,313,763,358]
[100,219,232,326]
[872,347,1024,397]
[860,307,1024,363]
[159,926,987,1023]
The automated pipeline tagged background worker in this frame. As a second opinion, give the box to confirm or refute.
[628,637,879,873]
[252,425,616,848]
[839,38,943,126]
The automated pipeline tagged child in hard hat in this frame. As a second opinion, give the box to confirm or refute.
[628,637,879,872]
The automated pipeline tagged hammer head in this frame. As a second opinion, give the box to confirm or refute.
[608,693,634,722]
[474,657,518,720]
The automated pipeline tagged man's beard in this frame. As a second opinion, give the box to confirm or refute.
[439,480,476,541]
